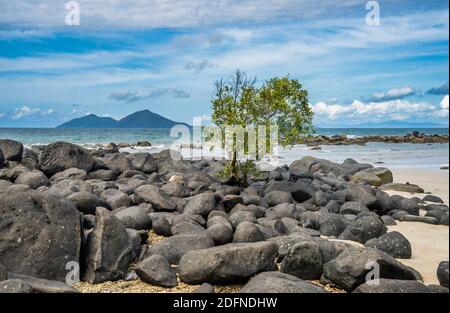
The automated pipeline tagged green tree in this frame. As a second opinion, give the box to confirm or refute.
[209,70,314,184]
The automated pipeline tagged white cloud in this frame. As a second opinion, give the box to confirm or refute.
[440,95,449,110]
[12,106,40,120]
[0,112,5,119]
[312,99,441,122]
[369,86,416,102]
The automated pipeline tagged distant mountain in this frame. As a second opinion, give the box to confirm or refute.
[58,114,118,128]
[317,120,448,129]
[57,110,189,128]
[116,110,189,128]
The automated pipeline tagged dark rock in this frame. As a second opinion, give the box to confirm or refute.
[229,211,257,229]
[280,241,323,280]
[400,198,420,216]
[353,279,430,293]
[0,262,7,282]
[143,234,215,264]
[135,255,177,288]
[339,201,369,215]
[427,284,449,293]
[179,242,278,284]
[318,214,348,237]
[102,153,134,173]
[183,192,216,216]
[113,206,152,230]
[267,232,315,260]
[440,212,449,225]
[323,247,422,291]
[127,153,157,174]
[318,240,353,264]
[382,183,424,194]
[101,189,131,210]
[264,190,293,207]
[151,214,172,237]
[171,221,205,236]
[345,184,377,207]
[222,195,244,211]
[134,185,176,211]
[0,139,23,162]
[0,148,4,167]
[39,142,95,176]
[0,191,81,281]
[233,222,265,243]
[240,272,327,293]
[83,208,135,284]
[381,215,397,226]
[423,195,444,203]
[50,168,88,182]
[88,169,118,181]
[0,279,33,293]
[365,231,412,259]
[339,216,387,244]
[273,203,297,219]
[161,181,190,198]
[437,261,449,288]
[192,283,215,293]
[14,170,49,189]
[68,191,110,214]
[7,273,78,293]
[397,215,439,224]
[206,223,233,245]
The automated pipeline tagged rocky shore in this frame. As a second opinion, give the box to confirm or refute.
[299,132,449,146]
[0,138,449,293]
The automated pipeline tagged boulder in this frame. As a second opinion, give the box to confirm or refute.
[240,272,327,293]
[113,206,152,230]
[233,222,265,243]
[0,262,7,282]
[48,179,92,197]
[351,167,393,186]
[50,168,88,182]
[0,279,33,293]
[339,201,369,215]
[161,181,190,198]
[178,242,278,284]
[0,149,4,167]
[437,261,449,288]
[381,183,424,194]
[143,234,215,264]
[339,216,387,244]
[83,208,136,284]
[192,283,215,293]
[0,139,23,162]
[318,214,348,237]
[126,153,157,174]
[423,195,444,203]
[7,273,78,293]
[365,231,412,259]
[206,223,233,245]
[264,191,293,207]
[135,255,177,288]
[171,221,206,236]
[280,241,323,280]
[68,191,110,214]
[39,142,96,176]
[182,192,216,216]
[323,247,421,291]
[14,170,49,189]
[0,191,81,281]
[353,279,430,293]
[134,185,176,211]
[102,153,134,173]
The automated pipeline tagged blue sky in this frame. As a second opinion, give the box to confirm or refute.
[0,0,448,127]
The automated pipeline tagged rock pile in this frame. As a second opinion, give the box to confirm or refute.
[0,140,448,293]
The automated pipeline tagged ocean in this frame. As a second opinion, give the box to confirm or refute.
[1,127,449,170]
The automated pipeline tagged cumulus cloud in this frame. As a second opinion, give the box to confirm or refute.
[435,95,450,118]
[110,88,190,103]
[184,60,215,73]
[367,86,416,102]
[12,106,41,120]
[311,99,440,122]
[427,82,449,95]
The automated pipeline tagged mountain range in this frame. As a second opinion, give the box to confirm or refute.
[58,110,190,128]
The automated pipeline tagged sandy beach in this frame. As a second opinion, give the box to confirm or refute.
[386,168,449,285]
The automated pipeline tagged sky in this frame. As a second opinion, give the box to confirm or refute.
[0,0,448,128]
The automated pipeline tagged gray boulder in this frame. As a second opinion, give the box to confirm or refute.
[83,208,135,284]
[233,222,265,243]
[339,216,387,244]
[264,190,293,207]
[126,153,157,174]
[353,279,430,293]
[7,273,78,293]
[340,201,369,215]
[323,247,422,291]
[318,214,348,237]
[183,192,216,216]
[14,170,49,189]
[179,242,278,284]
[206,223,233,245]
[113,206,152,230]
[134,185,176,211]
[0,191,81,281]
[143,234,215,264]
[135,255,177,288]
[280,241,323,280]
[39,142,96,176]
[0,279,33,293]
[240,272,327,293]
[0,139,23,162]
[437,261,449,288]
[68,191,110,214]
[365,231,412,259]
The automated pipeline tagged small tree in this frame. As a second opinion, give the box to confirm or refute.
[209,70,314,184]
